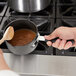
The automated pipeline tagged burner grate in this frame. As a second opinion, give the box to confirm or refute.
[0,16,54,55]
[56,0,76,18]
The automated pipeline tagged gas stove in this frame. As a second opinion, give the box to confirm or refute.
[0,0,55,55]
[1,0,76,76]
[0,0,76,56]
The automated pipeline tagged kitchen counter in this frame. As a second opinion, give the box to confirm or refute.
[3,53,76,76]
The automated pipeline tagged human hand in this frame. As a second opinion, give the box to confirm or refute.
[44,27,76,50]
[0,49,10,70]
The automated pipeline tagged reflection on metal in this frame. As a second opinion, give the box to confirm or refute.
[8,0,51,13]
[4,53,76,76]
[18,0,23,12]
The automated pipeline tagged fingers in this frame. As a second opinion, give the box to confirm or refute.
[46,39,73,50]
[44,26,76,50]
[64,41,72,50]
[52,39,61,48]
[58,40,66,50]
[47,41,52,46]
[44,31,58,40]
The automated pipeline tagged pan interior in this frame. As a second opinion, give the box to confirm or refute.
[7,19,37,46]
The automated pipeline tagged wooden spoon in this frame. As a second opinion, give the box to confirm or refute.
[0,26,14,45]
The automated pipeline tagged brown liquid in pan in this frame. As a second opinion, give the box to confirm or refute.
[8,29,36,46]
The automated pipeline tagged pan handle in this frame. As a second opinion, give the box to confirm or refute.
[45,37,75,45]
[38,36,75,45]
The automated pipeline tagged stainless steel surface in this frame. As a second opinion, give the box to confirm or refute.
[8,0,51,13]
[3,53,76,76]
[37,36,45,41]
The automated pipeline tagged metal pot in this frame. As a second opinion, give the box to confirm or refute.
[1,18,48,55]
[8,0,51,13]
[5,19,39,55]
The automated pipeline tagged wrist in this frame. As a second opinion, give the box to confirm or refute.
[0,55,10,70]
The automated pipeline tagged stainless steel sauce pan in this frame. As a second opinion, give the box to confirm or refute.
[8,0,51,13]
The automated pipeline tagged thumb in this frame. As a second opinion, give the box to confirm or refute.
[44,31,58,40]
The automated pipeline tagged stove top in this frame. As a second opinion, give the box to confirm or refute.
[0,17,2,23]
[56,0,76,18]
[0,0,76,56]
[0,1,7,17]
[5,5,54,18]
[5,0,55,18]
[0,16,54,55]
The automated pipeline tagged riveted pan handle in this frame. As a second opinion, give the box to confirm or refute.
[38,36,75,44]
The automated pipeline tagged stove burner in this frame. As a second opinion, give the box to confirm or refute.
[57,0,76,18]
[0,3,5,13]
[0,2,7,16]
[10,10,51,17]
[2,16,52,30]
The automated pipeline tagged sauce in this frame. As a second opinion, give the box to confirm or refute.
[8,29,36,46]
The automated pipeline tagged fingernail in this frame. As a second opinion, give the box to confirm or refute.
[64,48,68,50]
[47,41,52,46]
[44,35,48,37]
[58,48,62,50]
[64,46,69,50]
